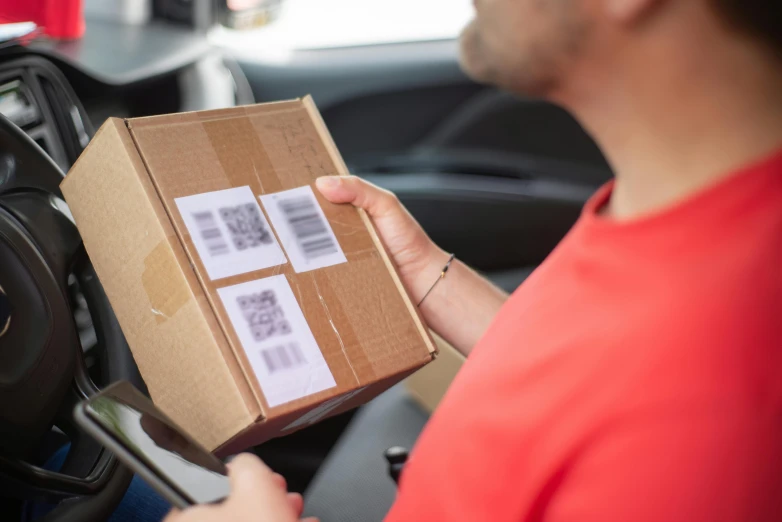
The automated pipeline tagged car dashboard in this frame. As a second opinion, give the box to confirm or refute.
[0,18,253,173]
[0,56,90,173]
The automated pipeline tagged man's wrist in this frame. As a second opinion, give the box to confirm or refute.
[413,247,453,307]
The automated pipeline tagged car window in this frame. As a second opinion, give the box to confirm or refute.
[211,0,475,51]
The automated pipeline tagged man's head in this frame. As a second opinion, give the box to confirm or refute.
[459,0,781,98]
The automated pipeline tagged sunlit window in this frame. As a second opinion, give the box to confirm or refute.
[212,0,475,51]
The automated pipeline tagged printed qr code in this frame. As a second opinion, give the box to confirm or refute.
[219,203,274,251]
[260,342,307,374]
[278,196,338,260]
[237,290,292,342]
[191,204,273,258]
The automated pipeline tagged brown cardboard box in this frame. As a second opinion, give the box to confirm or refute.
[404,333,465,413]
[61,97,436,455]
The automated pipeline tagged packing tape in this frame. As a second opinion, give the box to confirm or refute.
[142,240,191,324]
[197,109,376,390]
[199,110,284,194]
[309,270,375,385]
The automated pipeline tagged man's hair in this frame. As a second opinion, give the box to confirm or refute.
[711,0,782,55]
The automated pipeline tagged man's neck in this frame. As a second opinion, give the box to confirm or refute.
[561,19,782,221]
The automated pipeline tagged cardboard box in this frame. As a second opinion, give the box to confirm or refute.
[61,97,436,454]
[405,333,465,413]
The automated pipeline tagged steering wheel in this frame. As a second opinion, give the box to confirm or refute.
[0,113,147,522]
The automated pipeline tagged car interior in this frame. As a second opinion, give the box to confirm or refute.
[0,1,613,520]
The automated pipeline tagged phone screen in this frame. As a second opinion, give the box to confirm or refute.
[84,386,230,505]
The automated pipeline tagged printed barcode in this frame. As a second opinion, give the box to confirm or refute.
[177,187,287,281]
[261,342,307,374]
[218,274,337,407]
[192,211,229,256]
[278,197,338,260]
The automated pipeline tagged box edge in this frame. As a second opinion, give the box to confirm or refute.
[301,95,438,358]
[122,117,267,423]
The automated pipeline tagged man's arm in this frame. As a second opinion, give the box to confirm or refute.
[316,176,507,356]
[413,250,508,355]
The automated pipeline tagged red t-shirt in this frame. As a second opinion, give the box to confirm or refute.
[386,151,782,522]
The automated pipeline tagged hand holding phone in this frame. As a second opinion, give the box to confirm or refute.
[74,381,230,508]
[76,381,314,520]
[164,454,317,522]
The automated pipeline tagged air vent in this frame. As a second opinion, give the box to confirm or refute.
[0,77,40,129]
[37,76,86,164]
[0,59,74,172]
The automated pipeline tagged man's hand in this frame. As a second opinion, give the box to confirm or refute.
[163,454,318,522]
[316,175,507,356]
[316,175,449,304]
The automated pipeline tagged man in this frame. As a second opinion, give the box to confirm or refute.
[168,0,782,520]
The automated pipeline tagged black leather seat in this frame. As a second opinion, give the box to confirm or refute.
[302,385,429,522]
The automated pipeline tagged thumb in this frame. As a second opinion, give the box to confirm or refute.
[226,454,294,519]
[315,176,399,218]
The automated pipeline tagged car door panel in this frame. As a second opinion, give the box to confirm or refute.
[362,172,594,272]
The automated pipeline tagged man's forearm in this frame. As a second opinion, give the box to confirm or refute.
[416,250,508,356]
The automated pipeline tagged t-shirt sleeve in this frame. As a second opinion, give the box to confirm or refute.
[545,405,782,522]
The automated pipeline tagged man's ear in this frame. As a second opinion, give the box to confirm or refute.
[603,0,663,23]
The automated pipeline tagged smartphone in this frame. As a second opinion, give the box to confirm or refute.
[74,380,231,509]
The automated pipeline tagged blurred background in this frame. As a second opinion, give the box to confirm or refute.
[216,0,475,46]
[0,0,612,513]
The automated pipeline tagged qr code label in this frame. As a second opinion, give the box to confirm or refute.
[237,290,292,342]
[219,204,274,250]
[175,187,287,281]
[218,275,336,407]
[259,186,347,273]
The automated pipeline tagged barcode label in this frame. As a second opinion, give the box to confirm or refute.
[260,186,347,273]
[260,342,307,374]
[192,211,230,256]
[278,197,339,259]
[218,275,336,407]
[175,187,287,280]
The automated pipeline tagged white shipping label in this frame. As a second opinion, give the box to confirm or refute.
[259,186,347,273]
[217,274,336,408]
[175,186,287,281]
[283,386,367,432]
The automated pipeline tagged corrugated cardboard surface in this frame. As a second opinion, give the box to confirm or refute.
[219,365,421,456]
[61,120,254,450]
[62,97,436,451]
[405,333,465,414]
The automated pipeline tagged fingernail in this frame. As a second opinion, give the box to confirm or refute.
[316,176,339,189]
